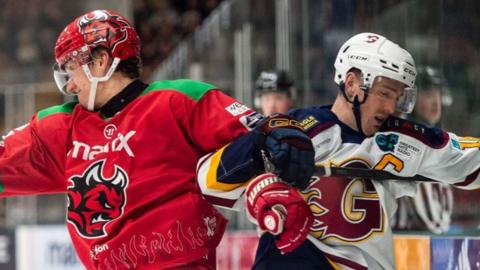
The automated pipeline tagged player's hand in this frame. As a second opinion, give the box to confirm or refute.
[246,173,313,254]
[254,113,314,189]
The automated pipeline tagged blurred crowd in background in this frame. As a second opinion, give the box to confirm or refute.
[0,0,222,83]
[0,0,82,83]
[133,0,223,78]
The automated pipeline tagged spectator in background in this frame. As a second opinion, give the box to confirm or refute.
[413,66,453,126]
[201,0,221,18]
[180,10,202,36]
[0,0,80,83]
[0,22,17,71]
[16,27,41,66]
[255,70,295,116]
[393,66,454,234]
[133,0,223,79]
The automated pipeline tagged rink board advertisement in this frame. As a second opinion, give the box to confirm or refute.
[0,228,15,270]
[393,235,430,270]
[9,225,480,270]
[216,231,258,270]
[218,233,480,270]
[430,237,480,270]
[15,225,83,270]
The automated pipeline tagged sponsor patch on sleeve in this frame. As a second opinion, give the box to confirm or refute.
[394,140,421,159]
[375,133,399,152]
[376,133,421,159]
[225,102,250,116]
[240,112,265,130]
[300,115,319,131]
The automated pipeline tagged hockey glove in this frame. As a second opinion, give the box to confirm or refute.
[246,173,313,254]
[254,113,314,190]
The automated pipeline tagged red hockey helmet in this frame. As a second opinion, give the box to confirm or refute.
[53,10,141,100]
[54,9,140,67]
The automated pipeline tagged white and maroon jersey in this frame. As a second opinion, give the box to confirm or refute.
[0,79,257,270]
[197,105,480,270]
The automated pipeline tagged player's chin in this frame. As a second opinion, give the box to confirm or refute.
[76,98,87,108]
[364,124,381,137]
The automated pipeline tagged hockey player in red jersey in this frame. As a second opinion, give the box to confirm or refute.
[197,32,480,269]
[0,10,316,269]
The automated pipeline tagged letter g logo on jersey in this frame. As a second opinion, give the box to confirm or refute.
[67,160,129,238]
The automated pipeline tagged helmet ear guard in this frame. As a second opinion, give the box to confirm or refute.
[334,33,417,114]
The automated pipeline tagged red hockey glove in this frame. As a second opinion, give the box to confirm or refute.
[245,173,313,254]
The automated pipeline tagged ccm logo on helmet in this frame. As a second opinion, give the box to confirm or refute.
[349,54,369,61]
[404,67,416,77]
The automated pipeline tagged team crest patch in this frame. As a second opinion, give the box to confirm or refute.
[67,160,129,238]
[375,134,399,152]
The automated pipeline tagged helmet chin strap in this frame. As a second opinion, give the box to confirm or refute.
[87,80,99,112]
[81,57,121,111]
[352,96,365,137]
[339,83,368,137]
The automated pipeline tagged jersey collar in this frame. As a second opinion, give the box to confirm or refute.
[99,79,149,118]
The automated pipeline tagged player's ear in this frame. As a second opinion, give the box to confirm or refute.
[344,71,360,98]
[92,49,110,71]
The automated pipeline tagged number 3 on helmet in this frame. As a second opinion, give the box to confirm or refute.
[334,32,418,114]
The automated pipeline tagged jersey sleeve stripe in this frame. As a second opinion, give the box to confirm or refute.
[325,257,343,270]
[205,146,244,191]
[453,167,480,187]
[197,150,246,209]
[141,79,217,101]
[202,194,237,208]
[36,101,77,121]
[325,254,368,270]
[459,142,480,149]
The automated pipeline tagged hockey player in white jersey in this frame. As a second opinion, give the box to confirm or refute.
[392,66,454,234]
[197,32,480,270]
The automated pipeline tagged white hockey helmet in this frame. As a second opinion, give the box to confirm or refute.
[334,32,417,113]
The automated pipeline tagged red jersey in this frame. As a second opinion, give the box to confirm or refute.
[0,79,255,269]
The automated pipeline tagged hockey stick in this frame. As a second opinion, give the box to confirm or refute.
[314,164,436,182]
